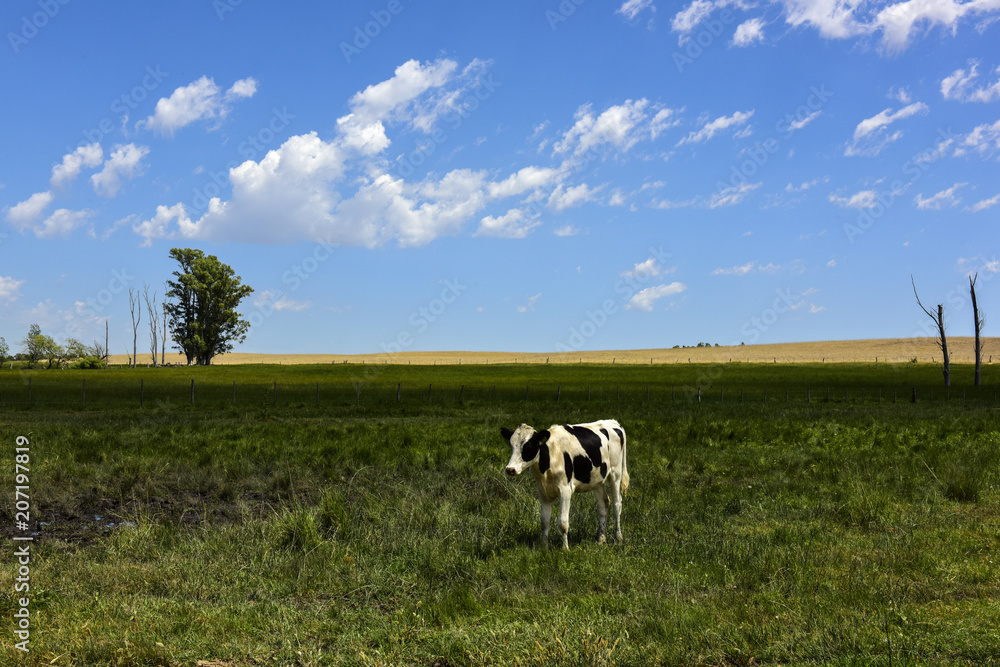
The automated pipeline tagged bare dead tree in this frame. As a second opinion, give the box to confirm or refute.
[128,287,141,369]
[161,299,167,366]
[970,273,984,387]
[143,284,160,367]
[912,276,950,387]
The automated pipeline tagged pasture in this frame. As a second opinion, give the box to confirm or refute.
[1,362,999,665]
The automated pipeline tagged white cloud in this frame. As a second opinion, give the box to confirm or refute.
[618,0,655,20]
[786,176,827,191]
[809,303,826,314]
[713,261,757,276]
[134,203,194,247]
[787,110,822,132]
[845,102,928,156]
[518,293,542,313]
[777,0,1000,51]
[709,181,761,208]
[672,0,715,34]
[554,99,655,156]
[780,0,867,39]
[732,18,766,46]
[554,225,580,237]
[966,192,1000,212]
[50,143,103,189]
[548,183,599,210]
[827,259,837,267]
[226,77,258,100]
[941,60,1000,102]
[874,0,979,52]
[625,282,686,311]
[91,144,149,198]
[956,119,1000,157]
[487,166,562,200]
[0,275,24,303]
[829,189,880,208]
[915,183,966,210]
[136,59,621,249]
[5,191,54,230]
[622,258,668,279]
[476,208,541,240]
[34,208,93,238]
[141,76,258,135]
[255,289,310,312]
[677,110,754,145]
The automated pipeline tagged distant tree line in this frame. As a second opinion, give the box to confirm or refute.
[2,248,253,369]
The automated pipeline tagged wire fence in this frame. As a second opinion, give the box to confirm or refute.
[1,377,998,410]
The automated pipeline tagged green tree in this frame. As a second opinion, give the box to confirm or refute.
[164,248,254,365]
[21,324,61,369]
[0,337,8,364]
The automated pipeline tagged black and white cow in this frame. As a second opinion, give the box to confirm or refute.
[501,419,629,550]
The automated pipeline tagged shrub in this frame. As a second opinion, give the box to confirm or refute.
[72,356,107,370]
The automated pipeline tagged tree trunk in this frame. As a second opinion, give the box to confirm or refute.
[912,276,950,388]
[938,304,950,387]
[970,274,983,387]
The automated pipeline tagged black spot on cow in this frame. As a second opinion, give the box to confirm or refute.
[600,462,608,479]
[500,427,514,442]
[600,428,609,440]
[522,430,550,465]
[538,443,550,473]
[573,454,593,484]
[613,428,625,447]
[564,452,573,484]
[565,425,604,468]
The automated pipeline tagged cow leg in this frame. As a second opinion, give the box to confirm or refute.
[558,489,572,550]
[594,486,609,544]
[538,497,553,548]
[609,476,624,542]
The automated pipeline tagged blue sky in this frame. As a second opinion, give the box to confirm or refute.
[2,0,999,356]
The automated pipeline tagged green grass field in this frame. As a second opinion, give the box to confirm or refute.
[1,363,999,665]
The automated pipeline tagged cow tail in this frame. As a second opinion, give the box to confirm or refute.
[620,430,630,497]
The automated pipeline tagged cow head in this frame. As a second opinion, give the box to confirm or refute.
[500,424,550,476]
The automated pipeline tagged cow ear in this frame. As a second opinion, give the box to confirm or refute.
[500,427,514,442]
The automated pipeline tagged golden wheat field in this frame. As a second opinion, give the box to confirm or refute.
[108,337,997,366]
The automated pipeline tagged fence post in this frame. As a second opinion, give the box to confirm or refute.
[557,386,561,401]
[526,385,529,401]
[357,382,361,406]
[807,388,810,404]
[460,385,464,402]
[274,382,277,405]
[233,381,237,405]
[397,383,401,403]
[427,383,432,403]
[316,382,319,406]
